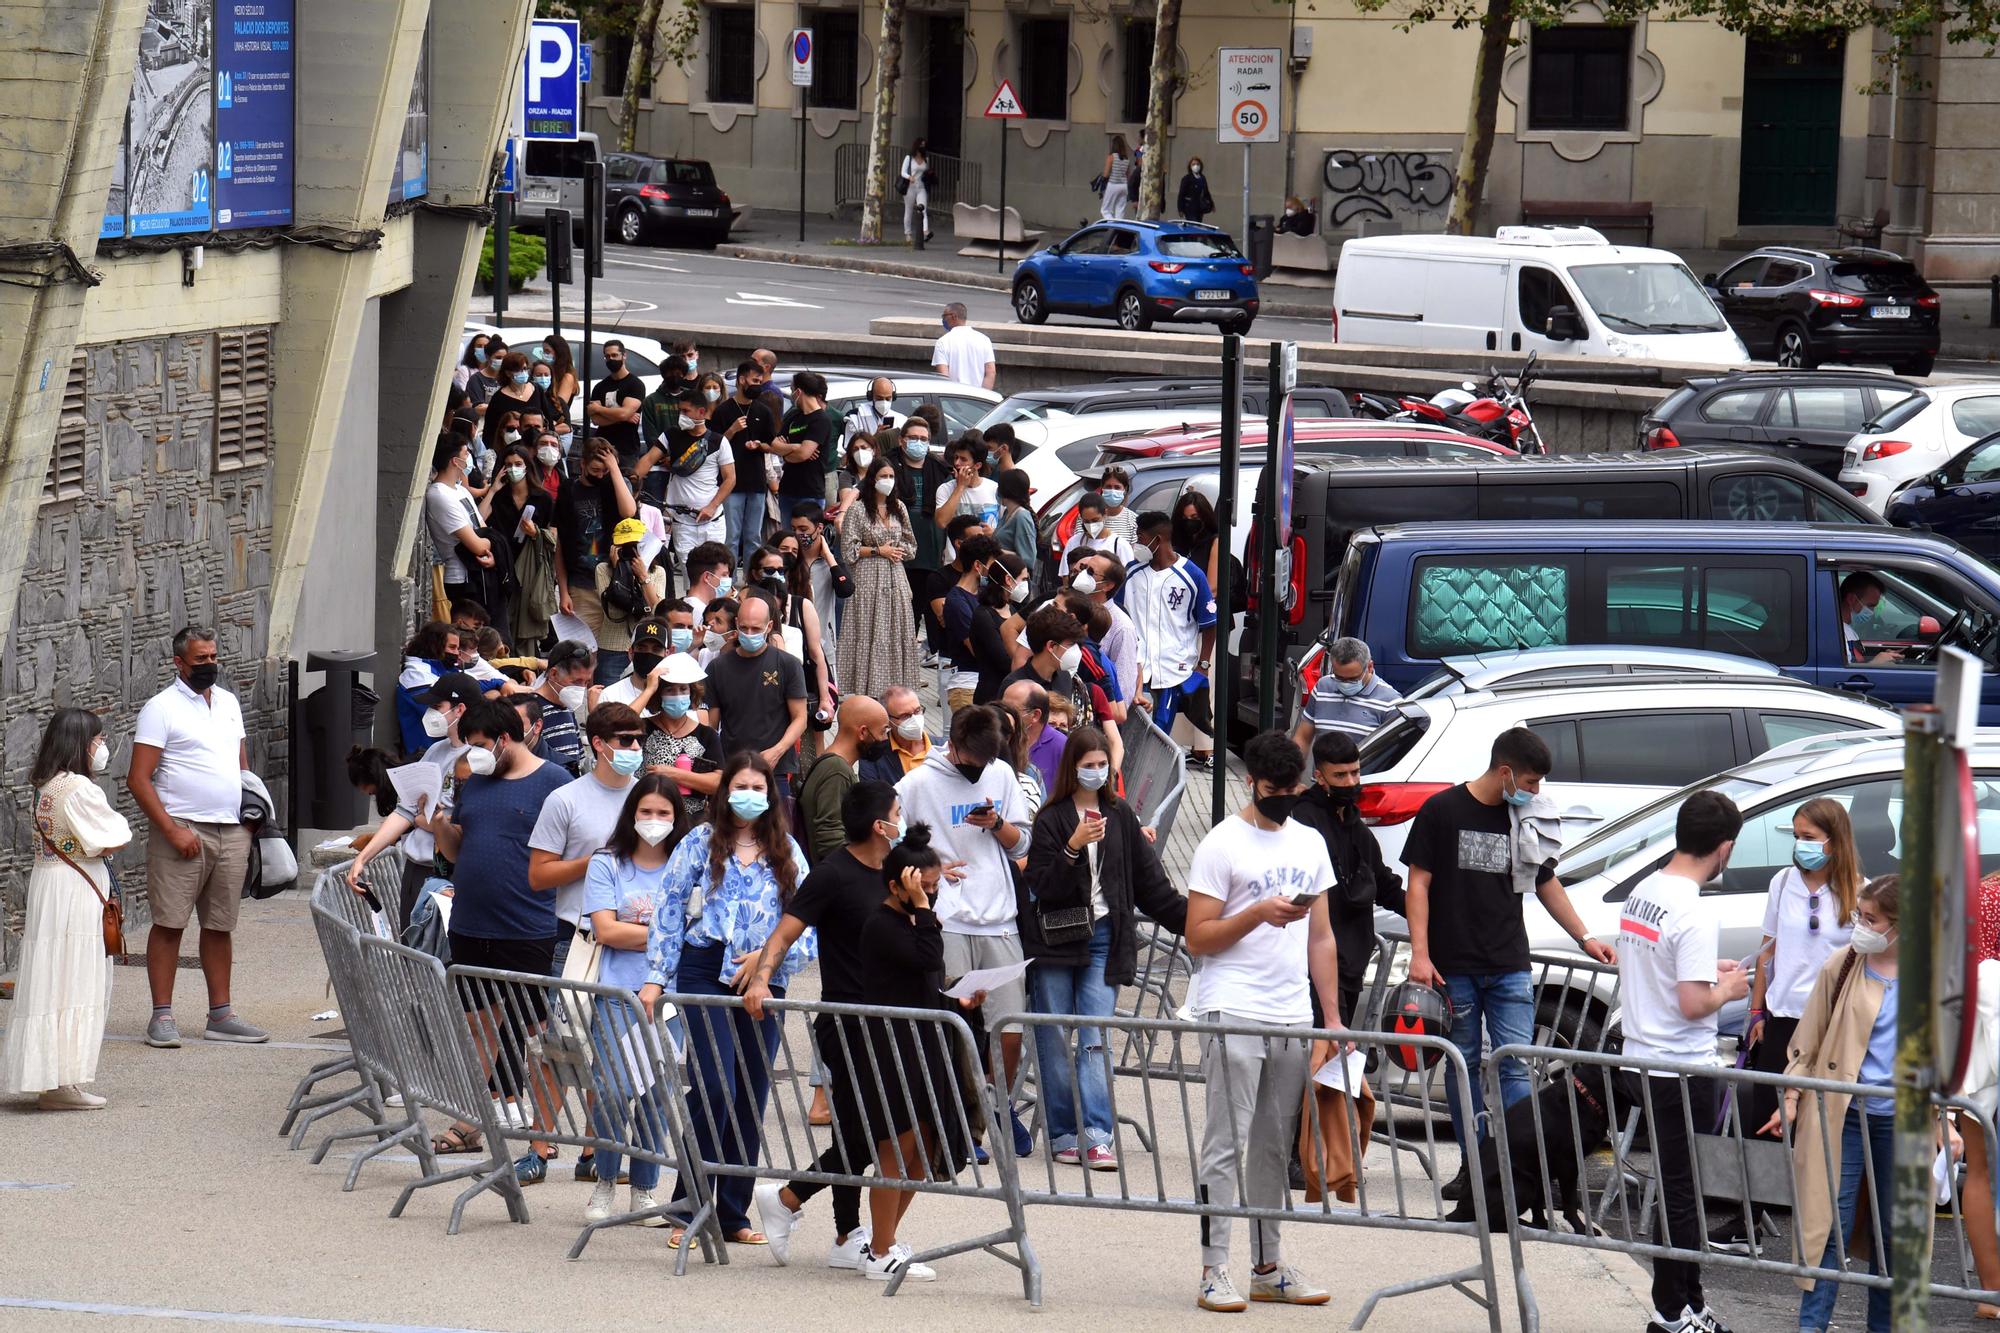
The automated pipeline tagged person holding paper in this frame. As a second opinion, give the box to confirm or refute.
[1021,724,1186,1171]
[579,773,688,1228]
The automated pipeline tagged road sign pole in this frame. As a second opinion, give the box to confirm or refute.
[1257,341,1284,735]
[1893,702,1941,1333]
[493,189,511,322]
[998,122,1007,276]
[1242,145,1252,268]
[1212,334,1243,824]
[798,96,806,244]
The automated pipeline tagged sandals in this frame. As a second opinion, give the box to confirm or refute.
[729,1228,768,1245]
[431,1124,484,1155]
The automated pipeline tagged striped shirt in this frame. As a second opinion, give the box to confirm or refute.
[1301,672,1401,739]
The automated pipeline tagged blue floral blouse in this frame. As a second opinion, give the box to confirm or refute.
[644,822,817,991]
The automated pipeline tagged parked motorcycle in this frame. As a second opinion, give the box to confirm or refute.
[1350,353,1548,455]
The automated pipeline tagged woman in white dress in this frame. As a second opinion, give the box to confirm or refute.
[1,708,132,1109]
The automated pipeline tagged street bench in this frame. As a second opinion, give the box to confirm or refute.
[953,203,1044,259]
[1271,230,1335,288]
[1519,198,1655,246]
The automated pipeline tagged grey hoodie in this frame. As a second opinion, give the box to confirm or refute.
[896,747,1032,936]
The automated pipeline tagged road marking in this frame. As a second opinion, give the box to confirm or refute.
[604,256,689,275]
[0,1183,73,1191]
[725,291,823,309]
[0,1298,503,1332]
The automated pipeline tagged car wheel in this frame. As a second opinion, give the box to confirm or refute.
[1013,277,1047,325]
[1115,288,1152,332]
[618,206,645,246]
[1774,323,1816,370]
[1895,354,1936,377]
[1221,315,1255,337]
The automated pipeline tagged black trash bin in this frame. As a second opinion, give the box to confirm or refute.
[1247,214,1276,281]
[301,649,379,830]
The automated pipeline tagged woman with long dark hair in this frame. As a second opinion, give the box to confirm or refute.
[482,350,550,453]
[638,751,814,1244]
[1,708,132,1110]
[579,773,688,1227]
[839,452,921,700]
[541,332,581,416]
[1022,725,1187,1168]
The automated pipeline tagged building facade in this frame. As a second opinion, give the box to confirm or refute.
[593,0,1998,274]
[0,0,527,966]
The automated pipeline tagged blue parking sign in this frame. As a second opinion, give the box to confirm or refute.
[523,18,581,141]
[580,41,593,84]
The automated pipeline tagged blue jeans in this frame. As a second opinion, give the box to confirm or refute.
[667,944,782,1234]
[587,999,669,1191]
[723,488,766,568]
[1443,971,1534,1152]
[1027,920,1118,1152]
[1799,1105,1895,1333]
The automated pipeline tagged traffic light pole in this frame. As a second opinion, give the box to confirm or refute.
[1257,341,1284,736]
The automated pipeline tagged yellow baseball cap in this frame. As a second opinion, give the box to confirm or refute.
[612,518,648,546]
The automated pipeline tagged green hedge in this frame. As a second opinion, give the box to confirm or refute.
[479,229,545,292]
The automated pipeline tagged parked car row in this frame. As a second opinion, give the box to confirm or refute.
[512,132,735,249]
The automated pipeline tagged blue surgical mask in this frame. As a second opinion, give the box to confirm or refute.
[1851,606,1876,635]
[536,346,551,362]
[1334,675,1368,697]
[728,789,771,820]
[511,370,530,385]
[714,574,733,596]
[882,815,907,846]
[1794,840,1829,872]
[736,631,767,654]
[669,627,693,652]
[609,747,644,777]
[905,438,928,461]
[533,375,552,390]
[684,355,699,373]
[1101,489,1125,508]
[660,693,691,719]
[1501,774,1534,808]
[1076,764,1111,791]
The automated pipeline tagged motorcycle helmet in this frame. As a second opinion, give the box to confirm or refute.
[1384,979,1455,1072]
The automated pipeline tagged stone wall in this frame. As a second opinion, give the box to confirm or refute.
[0,331,284,970]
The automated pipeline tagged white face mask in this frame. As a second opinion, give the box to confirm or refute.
[464,745,498,777]
[874,396,894,411]
[853,448,874,471]
[503,429,521,445]
[1083,520,1105,538]
[1071,570,1098,596]
[874,475,897,496]
[1008,579,1030,604]
[704,387,721,404]
[558,684,589,714]
[1192,164,1203,177]
[537,444,560,466]
[1850,919,1895,955]
[422,707,451,739]
[635,818,675,847]
[894,714,926,742]
[89,741,110,775]
[678,412,699,431]
[704,629,727,651]
[1058,644,1083,674]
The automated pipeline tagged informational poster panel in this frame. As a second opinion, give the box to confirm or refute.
[215,0,294,230]
[102,112,130,239]
[127,0,215,236]
[389,21,430,203]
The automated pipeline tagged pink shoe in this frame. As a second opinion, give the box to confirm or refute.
[1086,1145,1119,1172]
[1053,1146,1083,1165]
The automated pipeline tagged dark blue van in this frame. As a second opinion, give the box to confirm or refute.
[1330,521,2000,719]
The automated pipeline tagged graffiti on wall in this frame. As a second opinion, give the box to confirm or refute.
[1321,149,1457,232]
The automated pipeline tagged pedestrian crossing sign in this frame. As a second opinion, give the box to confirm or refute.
[985,80,1025,119]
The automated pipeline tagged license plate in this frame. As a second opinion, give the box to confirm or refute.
[1873,305,1912,319]
[685,208,718,218]
[1197,288,1231,300]
[524,185,558,205]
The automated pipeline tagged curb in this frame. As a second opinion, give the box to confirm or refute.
[721,243,1330,321]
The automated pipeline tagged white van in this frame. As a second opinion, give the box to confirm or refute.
[1332,225,1749,364]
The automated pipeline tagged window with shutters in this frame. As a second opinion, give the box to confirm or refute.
[42,354,88,504]
[215,328,272,472]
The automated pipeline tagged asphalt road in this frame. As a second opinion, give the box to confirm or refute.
[574,242,1335,343]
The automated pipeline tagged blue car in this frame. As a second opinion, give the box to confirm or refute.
[1011,220,1259,335]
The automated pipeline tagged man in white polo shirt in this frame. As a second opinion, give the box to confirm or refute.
[931,302,997,389]
[128,626,263,1048]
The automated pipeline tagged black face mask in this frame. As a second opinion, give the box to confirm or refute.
[860,737,893,762]
[1326,783,1362,806]
[630,651,663,680]
[1253,790,1303,825]
[185,662,220,692]
[955,761,988,785]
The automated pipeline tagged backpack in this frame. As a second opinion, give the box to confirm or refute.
[601,556,647,621]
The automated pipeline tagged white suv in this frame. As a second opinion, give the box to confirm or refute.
[1837,382,2000,512]
[1357,673,1899,872]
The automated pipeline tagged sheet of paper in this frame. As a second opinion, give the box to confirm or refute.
[513,504,536,543]
[386,762,442,818]
[431,889,453,933]
[1312,1048,1369,1098]
[1935,1146,1955,1205]
[941,958,1031,1001]
[551,610,597,651]
[369,910,396,941]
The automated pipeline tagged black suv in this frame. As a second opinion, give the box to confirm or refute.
[603,153,731,247]
[1639,370,1922,478]
[1702,246,1940,377]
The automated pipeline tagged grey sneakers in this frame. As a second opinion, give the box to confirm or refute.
[145,1014,182,1048]
[203,1014,269,1044]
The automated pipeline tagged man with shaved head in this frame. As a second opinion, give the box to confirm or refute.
[796,693,891,864]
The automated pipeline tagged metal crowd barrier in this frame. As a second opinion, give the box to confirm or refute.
[1119,709,1189,844]
[996,1011,1503,1331]
[446,966,724,1266]
[1484,1043,2000,1331]
[660,989,1042,1301]
[301,898,428,1185]
[280,854,405,1140]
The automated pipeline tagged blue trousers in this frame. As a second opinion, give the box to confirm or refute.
[1443,970,1534,1152]
[667,944,782,1235]
[1027,920,1118,1152]
[1799,1105,1895,1333]
[587,999,669,1191]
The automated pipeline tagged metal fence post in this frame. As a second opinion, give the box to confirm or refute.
[1895,704,1942,1331]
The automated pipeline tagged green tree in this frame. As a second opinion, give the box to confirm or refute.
[859,0,912,243]
[1136,0,1185,220]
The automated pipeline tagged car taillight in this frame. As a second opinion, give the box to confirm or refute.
[1844,483,1869,497]
[1808,288,1864,308]
[640,185,669,200]
[1297,650,1324,696]
[1861,439,1914,461]
[1917,293,1940,308]
[1285,532,1306,626]
[1240,265,1254,276]
[719,191,730,204]
[1358,782,1451,827]
[1149,261,1186,273]
[1646,425,1681,449]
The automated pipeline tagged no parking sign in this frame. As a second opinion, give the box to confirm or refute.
[789,29,814,86]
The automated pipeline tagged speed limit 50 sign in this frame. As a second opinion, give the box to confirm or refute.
[1218,47,1281,145]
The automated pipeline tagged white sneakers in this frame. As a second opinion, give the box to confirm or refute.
[1250,1264,1330,1305]
[36,1084,106,1111]
[863,1241,938,1283]
[1198,1267,1248,1313]
[754,1181,801,1265]
[827,1227,872,1270]
[584,1181,617,1223]
[630,1187,667,1226]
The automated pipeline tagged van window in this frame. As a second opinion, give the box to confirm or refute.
[1599,558,1803,663]
[1576,712,1737,787]
[1480,481,1679,520]
[1408,557,1571,656]
[524,139,596,177]
[1568,262,1728,334]
[1517,266,1574,333]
